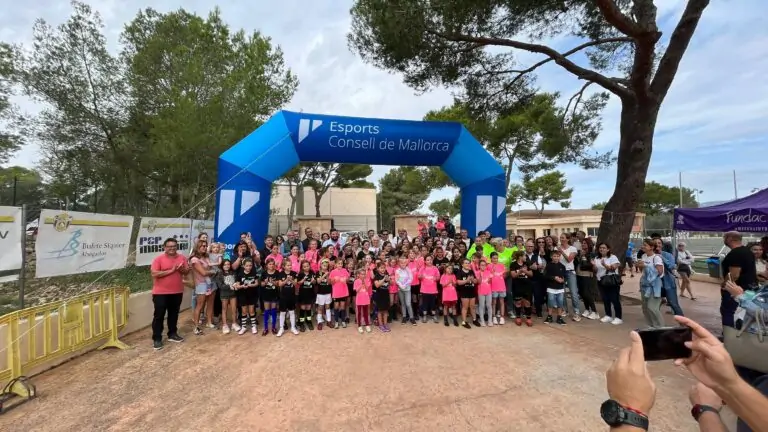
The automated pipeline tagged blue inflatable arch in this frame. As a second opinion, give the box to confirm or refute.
[215,111,506,247]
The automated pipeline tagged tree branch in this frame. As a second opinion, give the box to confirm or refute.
[432,31,634,99]
[562,81,593,128]
[594,0,642,36]
[650,0,710,100]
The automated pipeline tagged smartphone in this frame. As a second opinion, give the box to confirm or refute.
[637,326,693,361]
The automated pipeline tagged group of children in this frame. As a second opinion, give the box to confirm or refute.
[209,240,576,337]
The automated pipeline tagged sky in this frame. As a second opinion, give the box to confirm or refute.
[2,0,767,212]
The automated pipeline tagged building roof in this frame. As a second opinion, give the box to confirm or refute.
[512,209,645,219]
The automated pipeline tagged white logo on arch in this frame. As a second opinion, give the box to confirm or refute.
[298,118,323,143]
[217,189,260,235]
[475,195,506,232]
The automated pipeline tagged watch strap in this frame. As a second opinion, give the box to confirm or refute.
[622,408,650,430]
[692,404,720,421]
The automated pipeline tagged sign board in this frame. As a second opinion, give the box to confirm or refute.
[0,206,23,282]
[35,210,133,278]
[135,217,192,266]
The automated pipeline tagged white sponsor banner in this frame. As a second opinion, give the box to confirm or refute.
[135,217,192,266]
[190,219,215,242]
[0,206,23,282]
[35,210,133,278]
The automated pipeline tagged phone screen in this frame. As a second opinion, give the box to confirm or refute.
[637,327,693,361]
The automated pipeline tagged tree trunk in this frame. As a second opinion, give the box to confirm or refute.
[314,190,321,218]
[597,99,660,262]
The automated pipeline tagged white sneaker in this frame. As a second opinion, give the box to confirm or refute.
[365,325,372,333]
[611,318,623,325]
[492,316,499,325]
[277,327,285,337]
[572,315,582,322]
[600,315,613,323]
[358,326,364,334]
[251,325,258,335]
[291,327,299,335]
[499,317,505,325]
[589,312,600,320]
[232,323,242,332]
[237,326,247,335]
[581,310,591,318]
[480,321,487,327]
[222,324,230,334]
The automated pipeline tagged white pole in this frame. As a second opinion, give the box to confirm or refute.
[733,170,738,199]
[679,171,683,207]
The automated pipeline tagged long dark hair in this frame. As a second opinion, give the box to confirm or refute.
[595,242,612,258]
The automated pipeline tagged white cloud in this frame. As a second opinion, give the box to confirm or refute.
[3,0,766,215]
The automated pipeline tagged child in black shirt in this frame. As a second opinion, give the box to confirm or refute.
[544,250,567,325]
[297,261,316,331]
[277,259,299,336]
[234,259,260,335]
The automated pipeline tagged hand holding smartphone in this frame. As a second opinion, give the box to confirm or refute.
[637,326,693,361]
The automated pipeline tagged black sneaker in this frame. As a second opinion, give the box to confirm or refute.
[452,316,459,327]
[544,315,553,324]
[556,316,567,326]
[444,316,449,327]
[462,321,472,329]
[299,322,306,332]
[472,319,481,327]
[410,318,417,326]
[401,317,408,325]
[153,340,163,350]
[306,320,314,331]
[167,333,184,343]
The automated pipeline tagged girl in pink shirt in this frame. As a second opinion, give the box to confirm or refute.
[419,255,440,323]
[477,260,494,327]
[407,251,421,322]
[266,245,283,269]
[440,265,458,326]
[353,268,372,333]
[289,245,301,273]
[386,256,399,322]
[305,240,320,272]
[329,259,350,329]
[490,252,507,325]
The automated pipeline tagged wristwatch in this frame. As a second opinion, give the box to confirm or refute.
[691,404,720,421]
[600,400,649,430]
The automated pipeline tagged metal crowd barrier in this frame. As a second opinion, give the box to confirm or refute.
[0,286,131,407]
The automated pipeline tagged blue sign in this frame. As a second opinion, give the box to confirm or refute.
[216,110,506,248]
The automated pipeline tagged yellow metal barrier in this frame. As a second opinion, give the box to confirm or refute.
[0,286,131,399]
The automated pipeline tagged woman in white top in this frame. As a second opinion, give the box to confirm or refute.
[592,242,623,325]
[676,242,696,299]
[750,242,768,286]
[558,233,583,321]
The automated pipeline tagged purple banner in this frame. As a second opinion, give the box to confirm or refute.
[674,207,768,233]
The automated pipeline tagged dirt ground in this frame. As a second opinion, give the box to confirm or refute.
[0,278,735,432]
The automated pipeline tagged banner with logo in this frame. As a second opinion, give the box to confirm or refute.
[190,219,215,242]
[0,206,23,282]
[35,210,133,278]
[135,217,192,266]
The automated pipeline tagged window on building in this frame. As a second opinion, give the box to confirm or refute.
[543,229,551,237]
[587,227,599,237]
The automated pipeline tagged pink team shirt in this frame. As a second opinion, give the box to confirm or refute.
[151,253,189,295]
[440,274,457,302]
[330,268,350,298]
[477,268,493,296]
[266,253,283,268]
[305,249,319,272]
[354,279,370,306]
[387,265,398,294]
[491,262,506,293]
[289,254,301,273]
[420,266,440,294]
[408,261,421,286]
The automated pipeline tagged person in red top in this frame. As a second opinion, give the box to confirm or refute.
[150,238,190,350]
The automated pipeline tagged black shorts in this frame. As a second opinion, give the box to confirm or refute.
[678,264,691,277]
[261,287,279,303]
[459,285,477,299]
[279,296,296,312]
[236,287,259,306]
[374,289,390,310]
[333,296,349,304]
[411,284,420,296]
[513,281,533,300]
[298,288,316,305]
